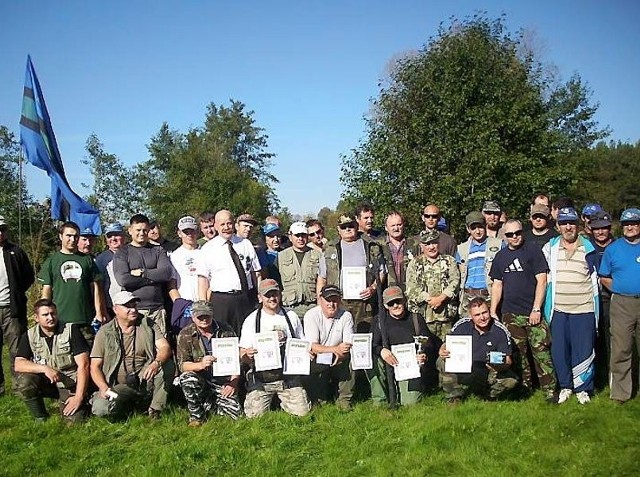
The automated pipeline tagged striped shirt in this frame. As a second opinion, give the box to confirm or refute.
[554,245,593,314]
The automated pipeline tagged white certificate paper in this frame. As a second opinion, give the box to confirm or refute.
[212,337,241,376]
[284,338,311,375]
[341,266,367,299]
[350,333,373,370]
[391,343,421,381]
[316,352,334,365]
[445,335,473,373]
[254,331,282,372]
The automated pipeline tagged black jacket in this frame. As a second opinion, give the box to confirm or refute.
[1,241,35,322]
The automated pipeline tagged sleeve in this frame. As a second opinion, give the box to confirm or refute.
[488,253,503,281]
[303,311,321,344]
[89,257,103,283]
[341,311,354,344]
[90,329,105,359]
[37,256,53,285]
[70,325,90,355]
[496,327,513,355]
[17,247,36,291]
[238,312,256,348]
[599,246,613,278]
[289,312,305,340]
[248,245,262,273]
[175,331,193,370]
[113,247,152,290]
[15,332,33,360]
[442,257,460,298]
[318,254,327,279]
[144,248,173,283]
[371,315,384,357]
[530,246,550,275]
[405,259,428,308]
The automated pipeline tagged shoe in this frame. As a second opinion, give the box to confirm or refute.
[188,419,203,427]
[575,391,591,404]
[557,388,573,404]
[446,397,462,406]
[544,390,558,404]
[148,408,161,420]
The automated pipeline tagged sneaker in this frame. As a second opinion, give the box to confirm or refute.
[148,408,161,420]
[576,391,591,404]
[188,419,203,427]
[557,388,573,404]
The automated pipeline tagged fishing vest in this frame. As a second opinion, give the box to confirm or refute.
[324,235,384,296]
[27,322,77,386]
[278,247,321,307]
[457,237,502,296]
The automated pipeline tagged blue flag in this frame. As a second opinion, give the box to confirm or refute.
[19,55,102,235]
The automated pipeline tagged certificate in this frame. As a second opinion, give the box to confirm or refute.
[391,343,421,381]
[350,333,373,370]
[212,337,241,377]
[284,338,311,375]
[444,335,472,373]
[254,331,282,372]
[341,266,367,299]
[316,352,334,366]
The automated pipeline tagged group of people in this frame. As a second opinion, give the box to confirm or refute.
[0,193,638,425]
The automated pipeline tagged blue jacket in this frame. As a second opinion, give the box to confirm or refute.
[542,235,599,326]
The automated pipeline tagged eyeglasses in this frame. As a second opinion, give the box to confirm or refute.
[531,215,547,220]
[504,230,523,238]
[484,211,501,216]
[106,233,121,239]
[622,222,640,227]
[193,314,212,320]
[339,224,356,230]
[557,221,576,226]
[387,300,404,307]
[308,230,323,237]
[293,233,308,238]
[422,214,439,219]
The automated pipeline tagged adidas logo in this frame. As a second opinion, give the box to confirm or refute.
[505,258,524,273]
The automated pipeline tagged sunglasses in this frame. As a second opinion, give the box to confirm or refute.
[339,224,356,230]
[387,300,404,307]
[308,230,323,237]
[504,230,523,238]
[469,224,484,230]
[293,233,308,238]
[484,211,501,216]
[531,214,547,220]
[422,214,439,219]
[557,221,576,226]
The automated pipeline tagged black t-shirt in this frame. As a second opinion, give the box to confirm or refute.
[16,324,90,360]
[450,317,512,364]
[372,311,440,360]
[522,228,559,249]
[489,242,549,315]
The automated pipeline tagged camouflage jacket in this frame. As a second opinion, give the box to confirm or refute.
[176,321,236,375]
[405,254,460,322]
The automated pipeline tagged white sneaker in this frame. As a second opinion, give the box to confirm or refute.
[576,391,591,404]
[558,388,573,404]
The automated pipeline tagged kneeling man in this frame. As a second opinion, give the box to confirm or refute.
[14,299,90,421]
[437,297,518,402]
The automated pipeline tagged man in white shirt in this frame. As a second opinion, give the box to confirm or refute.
[197,210,261,334]
[169,216,201,302]
[239,279,310,418]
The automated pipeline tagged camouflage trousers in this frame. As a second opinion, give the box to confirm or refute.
[178,372,242,421]
[14,372,88,422]
[426,321,453,343]
[244,376,310,418]
[502,313,556,392]
[342,299,376,332]
[436,358,518,399]
[138,308,168,337]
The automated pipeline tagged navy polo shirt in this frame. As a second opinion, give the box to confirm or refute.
[450,317,512,363]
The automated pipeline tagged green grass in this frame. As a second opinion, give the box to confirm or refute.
[1,357,639,476]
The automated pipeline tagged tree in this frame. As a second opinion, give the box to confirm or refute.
[0,126,25,230]
[340,15,608,236]
[138,100,278,230]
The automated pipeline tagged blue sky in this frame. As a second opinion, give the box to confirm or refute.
[1,1,638,218]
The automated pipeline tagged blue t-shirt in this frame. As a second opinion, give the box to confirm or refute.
[599,238,640,296]
[463,240,487,289]
[489,242,549,315]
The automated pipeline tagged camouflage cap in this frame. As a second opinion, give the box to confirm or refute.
[383,286,405,305]
[482,200,501,213]
[191,300,213,319]
[620,207,640,223]
[337,214,357,226]
[419,229,439,244]
[465,211,485,226]
[236,213,258,225]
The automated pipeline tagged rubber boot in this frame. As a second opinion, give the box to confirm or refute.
[24,397,49,421]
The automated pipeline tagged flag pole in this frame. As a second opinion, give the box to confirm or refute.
[18,148,24,247]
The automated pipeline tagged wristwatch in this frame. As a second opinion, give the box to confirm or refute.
[532,307,541,313]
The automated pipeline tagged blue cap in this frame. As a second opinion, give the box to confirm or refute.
[557,207,579,222]
[104,223,124,235]
[581,203,603,218]
[262,223,280,235]
[620,208,640,223]
[80,227,97,237]
[437,217,448,231]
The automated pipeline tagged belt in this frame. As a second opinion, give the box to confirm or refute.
[213,290,243,295]
[464,288,489,296]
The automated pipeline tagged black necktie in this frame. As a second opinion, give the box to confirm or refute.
[227,240,249,293]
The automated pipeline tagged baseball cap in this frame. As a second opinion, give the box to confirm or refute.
[289,221,308,235]
[178,215,198,231]
[581,203,603,218]
[530,204,551,217]
[419,229,439,244]
[191,300,213,319]
[557,207,579,222]
[383,286,404,305]
[337,214,357,226]
[80,227,97,237]
[589,210,612,229]
[320,285,341,299]
[465,211,485,226]
[237,213,258,225]
[263,223,280,235]
[258,278,280,296]
[104,223,124,235]
[437,217,448,231]
[482,200,501,213]
[620,208,640,223]
[112,291,139,306]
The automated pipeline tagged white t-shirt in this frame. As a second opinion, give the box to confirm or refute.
[239,307,304,349]
[197,235,261,292]
[0,246,9,306]
[170,246,202,301]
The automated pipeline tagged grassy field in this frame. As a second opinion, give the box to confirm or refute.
[1,358,639,477]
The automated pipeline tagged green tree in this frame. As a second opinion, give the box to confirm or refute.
[341,15,608,236]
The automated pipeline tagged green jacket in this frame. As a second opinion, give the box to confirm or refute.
[277,247,321,307]
[28,321,77,387]
[324,234,385,295]
[176,321,235,373]
[383,235,419,289]
[405,254,460,322]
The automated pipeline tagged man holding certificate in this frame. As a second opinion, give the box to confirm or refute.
[239,279,311,418]
[303,285,355,410]
[371,286,438,406]
[176,301,242,426]
[437,297,518,403]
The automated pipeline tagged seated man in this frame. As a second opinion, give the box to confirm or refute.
[371,286,438,407]
[303,285,355,409]
[14,299,90,422]
[240,279,311,418]
[176,301,242,426]
[437,297,518,403]
[90,291,174,420]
